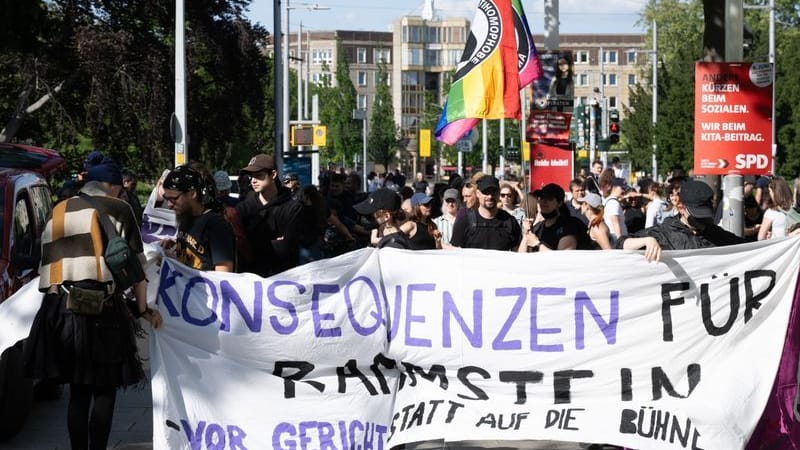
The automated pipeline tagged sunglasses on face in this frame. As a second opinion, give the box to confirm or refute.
[163,192,185,204]
[500,192,512,197]
[251,170,273,180]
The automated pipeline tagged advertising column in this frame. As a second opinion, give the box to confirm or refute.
[693,62,773,175]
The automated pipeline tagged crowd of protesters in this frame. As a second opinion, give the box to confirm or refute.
[25,148,800,449]
[132,156,800,275]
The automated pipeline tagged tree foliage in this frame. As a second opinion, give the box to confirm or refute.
[0,0,271,178]
[317,39,360,168]
[367,64,399,170]
[623,0,800,178]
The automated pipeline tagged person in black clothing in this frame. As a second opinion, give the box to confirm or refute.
[121,169,143,225]
[405,192,439,250]
[236,154,304,276]
[617,179,745,262]
[566,178,589,226]
[450,175,521,251]
[354,188,412,249]
[519,183,592,252]
[413,172,428,193]
[161,165,235,272]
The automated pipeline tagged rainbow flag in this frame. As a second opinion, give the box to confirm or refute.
[435,0,542,145]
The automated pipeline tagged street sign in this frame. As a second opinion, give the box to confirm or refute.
[419,129,431,157]
[694,62,773,175]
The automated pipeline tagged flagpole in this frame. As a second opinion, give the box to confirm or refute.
[520,88,529,214]
[482,119,488,173]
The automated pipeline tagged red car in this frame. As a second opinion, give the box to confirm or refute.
[0,143,65,440]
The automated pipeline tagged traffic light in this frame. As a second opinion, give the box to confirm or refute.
[609,109,620,144]
[290,126,313,146]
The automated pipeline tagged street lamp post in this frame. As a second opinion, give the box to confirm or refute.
[174,0,187,167]
[282,1,330,172]
[353,109,368,192]
[652,20,658,180]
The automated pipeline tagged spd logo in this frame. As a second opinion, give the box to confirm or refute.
[735,154,769,170]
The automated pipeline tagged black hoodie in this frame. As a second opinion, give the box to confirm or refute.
[236,186,304,276]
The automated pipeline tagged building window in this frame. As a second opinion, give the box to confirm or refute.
[578,96,588,105]
[312,49,332,65]
[603,73,617,86]
[574,50,589,64]
[425,49,440,66]
[609,97,617,108]
[404,25,423,43]
[578,73,589,86]
[357,47,367,63]
[404,48,424,66]
[374,48,391,64]
[626,50,637,64]
[628,73,637,85]
[311,72,331,85]
[402,71,419,87]
[358,94,368,109]
[427,27,440,43]
[602,50,618,64]
[357,71,367,87]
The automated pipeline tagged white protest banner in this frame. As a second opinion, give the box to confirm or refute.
[141,169,177,244]
[151,237,800,450]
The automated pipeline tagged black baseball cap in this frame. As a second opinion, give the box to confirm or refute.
[679,179,714,219]
[476,175,500,194]
[354,188,401,215]
[533,183,565,201]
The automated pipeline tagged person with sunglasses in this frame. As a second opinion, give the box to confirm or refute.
[160,165,235,272]
[236,154,304,276]
[449,175,522,251]
[498,181,526,225]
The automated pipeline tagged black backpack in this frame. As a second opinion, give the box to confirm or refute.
[376,232,412,249]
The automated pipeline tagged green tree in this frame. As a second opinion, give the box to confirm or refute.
[367,64,399,170]
[0,0,272,178]
[317,39,359,168]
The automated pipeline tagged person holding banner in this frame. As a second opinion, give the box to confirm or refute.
[617,179,744,262]
[159,165,236,272]
[519,183,592,252]
[237,154,304,276]
[450,175,522,251]
[24,157,162,450]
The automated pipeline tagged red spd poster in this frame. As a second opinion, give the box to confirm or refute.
[694,62,773,175]
[529,144,574,192]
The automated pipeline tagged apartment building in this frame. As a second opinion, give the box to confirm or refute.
[269,30,393,120]
[552,34,649,112]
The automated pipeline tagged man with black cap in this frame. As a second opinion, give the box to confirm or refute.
[236,153,303,276]
[617,178,744,262]
[519,183,591,252]
[160,165,235,272]
[449,175,521,251]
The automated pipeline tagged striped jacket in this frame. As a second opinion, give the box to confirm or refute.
[38,183,146,291]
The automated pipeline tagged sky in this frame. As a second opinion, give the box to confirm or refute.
[245,0,648,35]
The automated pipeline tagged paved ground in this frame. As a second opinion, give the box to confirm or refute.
[1,337,154,450]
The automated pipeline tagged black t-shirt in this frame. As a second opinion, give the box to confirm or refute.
[408,221,437,250]
[176,211,236,271]
[450,209,521,251]
[533,213,592,250]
